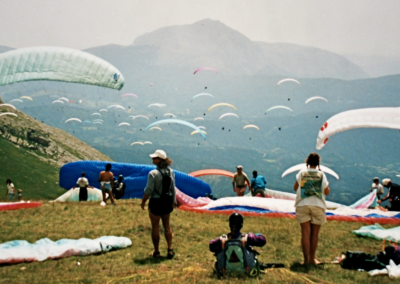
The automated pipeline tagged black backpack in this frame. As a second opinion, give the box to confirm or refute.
[156,168,172,198]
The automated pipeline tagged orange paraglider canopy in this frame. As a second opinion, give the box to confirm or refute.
[189,169,235,178]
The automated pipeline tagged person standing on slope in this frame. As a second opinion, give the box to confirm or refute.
[73,172,94,202]
[98,163,116,205]
[293,153,330,265]
[5,179,15,201]
[141,150,176,259]
[232,166,251,197]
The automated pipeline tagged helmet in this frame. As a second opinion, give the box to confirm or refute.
[229,213,244,230]
[118,175,124,181]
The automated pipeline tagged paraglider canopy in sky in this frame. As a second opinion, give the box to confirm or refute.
[243,124,260,130]
[277,78,300,86]
[191,130,207,135]
[265,106,293,114]
[20,96,33,101]
[219,113,239,120]
[129,115,149,120]
[131,142,144,146]
[163,113,176,118]
[192,93,214,101]
[208,103,237,112]
[0,46,125,90]
[144,119,207,140]
[148,103,166,108]
[9,99,23,103]
[149,126,162,131]
[65,118,82,123]
[305,96,328,104]
[120,93,138,99]
[193,67,218,75]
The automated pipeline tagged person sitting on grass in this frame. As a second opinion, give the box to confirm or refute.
[209,212,266,277]
[113,175,126,200]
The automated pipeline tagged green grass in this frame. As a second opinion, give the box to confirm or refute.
[0,138,64,201]
[0,199,398,283]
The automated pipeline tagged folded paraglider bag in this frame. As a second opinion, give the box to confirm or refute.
[341,251,386,271]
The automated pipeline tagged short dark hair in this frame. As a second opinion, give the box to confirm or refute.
[305,152,320,167]
[252,170,258,177]
[81,172,86,177]
[6,179,11,184]
[105,163,112,171]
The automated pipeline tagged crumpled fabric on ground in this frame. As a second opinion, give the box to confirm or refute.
[0,236,132,264]
[369,260,400,278]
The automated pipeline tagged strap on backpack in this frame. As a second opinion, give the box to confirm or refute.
[241,234,248,247]
[220,235,228,249]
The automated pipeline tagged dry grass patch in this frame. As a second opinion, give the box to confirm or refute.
[0,199,398,283]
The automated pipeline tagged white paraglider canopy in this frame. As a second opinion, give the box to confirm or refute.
[282,163,339,180]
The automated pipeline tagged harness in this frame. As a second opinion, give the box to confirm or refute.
[216,234,259,277]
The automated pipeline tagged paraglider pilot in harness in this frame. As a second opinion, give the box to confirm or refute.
[113,175,126,200]
[378,179,400,211]
[209,213,266,277]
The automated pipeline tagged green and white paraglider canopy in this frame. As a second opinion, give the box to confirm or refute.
[0,46,124,90]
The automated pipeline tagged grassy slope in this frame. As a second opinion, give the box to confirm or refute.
[0,138,64,201]
[0,199,397,284]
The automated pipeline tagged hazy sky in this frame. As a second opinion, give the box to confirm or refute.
[1,0,400,57]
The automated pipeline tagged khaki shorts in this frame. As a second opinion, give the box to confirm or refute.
[296,205,326,225]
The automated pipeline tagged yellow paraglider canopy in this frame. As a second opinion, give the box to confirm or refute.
[191,130,207,135]
[20,96,33,101]
[208,103,237,112]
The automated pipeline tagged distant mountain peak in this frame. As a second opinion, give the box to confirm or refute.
[132,18,251,48]
[128,19,367,79]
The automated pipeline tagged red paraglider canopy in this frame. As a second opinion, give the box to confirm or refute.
[189,169,234,178]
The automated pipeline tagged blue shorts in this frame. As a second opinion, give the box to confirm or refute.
[102,183,111,193]
[9,193,14,200]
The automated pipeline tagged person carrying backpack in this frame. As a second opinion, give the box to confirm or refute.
[141,150,176,259]
[209,212,267,277]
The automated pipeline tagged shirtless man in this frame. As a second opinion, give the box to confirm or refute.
[98,163,116,205]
